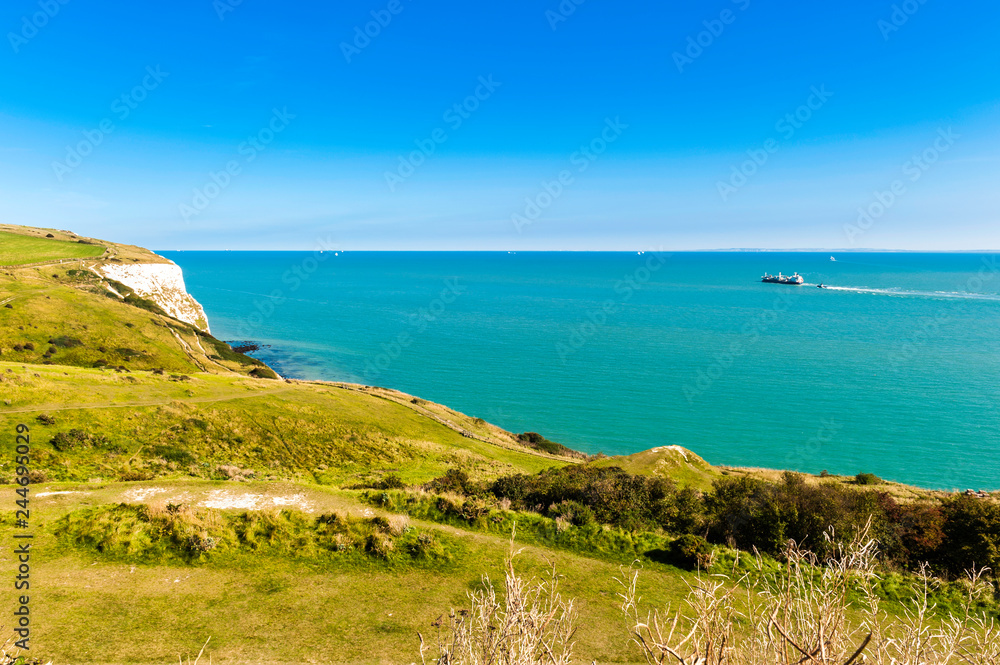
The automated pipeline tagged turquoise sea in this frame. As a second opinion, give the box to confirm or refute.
[161,251,1000,491]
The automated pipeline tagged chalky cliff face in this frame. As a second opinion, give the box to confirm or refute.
[96,261,211,332]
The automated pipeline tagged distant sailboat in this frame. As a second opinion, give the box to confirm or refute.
[830,256,836,262]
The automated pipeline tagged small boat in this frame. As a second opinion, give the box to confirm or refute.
[761,272,804,285]
[830,256,836,262]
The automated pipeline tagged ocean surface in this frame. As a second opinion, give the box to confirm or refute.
[160,251,1000,491]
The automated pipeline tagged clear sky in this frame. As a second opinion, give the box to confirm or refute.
[1,0,998,250]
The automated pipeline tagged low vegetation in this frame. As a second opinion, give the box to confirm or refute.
[0,229,105,265]
[364,488,672,565]
[429,530,1000,665]
[619,529,1000,665]
[516,431,587,459]
[421,549,577,665]
[54,503,453,566]
[404,466,1000,585]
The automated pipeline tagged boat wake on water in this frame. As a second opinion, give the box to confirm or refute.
[821,285,1000,301]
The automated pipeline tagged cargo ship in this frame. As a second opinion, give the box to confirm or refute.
[761,272,804,285]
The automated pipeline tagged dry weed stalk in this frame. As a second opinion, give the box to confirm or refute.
[420,544,577,665]
[1,634,52,665]
[618,522,1000,665]
[178,636,211,665]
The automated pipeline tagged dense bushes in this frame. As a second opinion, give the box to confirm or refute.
[420,465,1000,581]
[487,465,704,533]
[938,495,1000,579]
[50,428,112,452]
[855,472,882,485]
[705,472,885,559]
[667,534,712,570]
[364,490,671,564]
[707,473,1000,579]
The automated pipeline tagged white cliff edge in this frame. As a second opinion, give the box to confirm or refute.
[96,262,211,333]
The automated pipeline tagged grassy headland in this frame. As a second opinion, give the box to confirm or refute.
[0,228,106,266]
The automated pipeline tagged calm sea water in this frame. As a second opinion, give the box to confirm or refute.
[161,251,1000,491]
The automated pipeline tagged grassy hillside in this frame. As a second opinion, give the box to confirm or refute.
[0,363,567,486]
[0,261,276,377]
[591,444,720,490]
[0,228,107,265]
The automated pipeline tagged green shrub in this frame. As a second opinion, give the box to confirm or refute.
[408,532,450,561]
[366,533,395,559]
[50,428,109,452]
[151,445,196,465]
[516,431,577,456]
[668,534,712,570]
[855,472,882,485]
[427,468,480,495]
[378,473,406,490]
[548,500,596,527]
[48,336,83,348]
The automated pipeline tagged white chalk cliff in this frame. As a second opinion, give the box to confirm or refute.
[96,261,210,333]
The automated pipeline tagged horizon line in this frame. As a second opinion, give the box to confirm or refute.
[156,248,1000,253]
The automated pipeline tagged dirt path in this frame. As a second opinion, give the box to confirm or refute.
[165,326,210,372]
[43,479,558,557]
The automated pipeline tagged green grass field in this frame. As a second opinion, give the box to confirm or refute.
[1,479,696,663]
[0,230,106,266]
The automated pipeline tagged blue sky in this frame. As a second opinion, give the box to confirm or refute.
[1,0,998,250]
